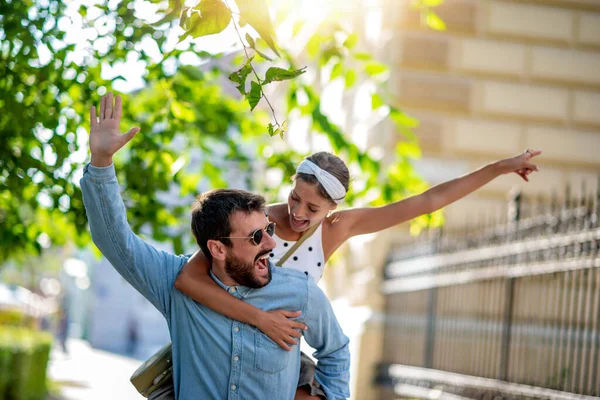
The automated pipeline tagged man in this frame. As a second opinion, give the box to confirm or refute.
[80,93,351,399]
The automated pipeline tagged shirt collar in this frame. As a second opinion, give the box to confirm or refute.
[209,268,264,298]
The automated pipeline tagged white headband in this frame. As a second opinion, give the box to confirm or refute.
[296,159,346,203]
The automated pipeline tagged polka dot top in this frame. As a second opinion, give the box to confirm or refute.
[270,223,325,283]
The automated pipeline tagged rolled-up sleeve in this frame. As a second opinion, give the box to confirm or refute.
[80,163,185,317]
[303,282,351,399]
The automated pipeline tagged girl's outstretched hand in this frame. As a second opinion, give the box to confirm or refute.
[501,149,542,182]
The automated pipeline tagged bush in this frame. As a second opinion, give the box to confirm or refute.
[0,309,27,327]
[0,326,53,400]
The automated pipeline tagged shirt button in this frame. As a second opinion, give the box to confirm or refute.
[234,327,240,332]
[234,356,239,361]
[231,385,237,390]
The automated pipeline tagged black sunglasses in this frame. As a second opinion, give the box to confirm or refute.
[220,222,276,246]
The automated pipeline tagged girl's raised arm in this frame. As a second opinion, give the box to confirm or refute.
[340,150,541,238]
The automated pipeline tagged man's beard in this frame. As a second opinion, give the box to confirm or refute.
[225,250,272,288]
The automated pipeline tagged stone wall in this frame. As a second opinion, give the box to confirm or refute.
[347,1,600,398]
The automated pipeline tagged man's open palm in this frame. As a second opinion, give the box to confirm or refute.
[90,92,139,165]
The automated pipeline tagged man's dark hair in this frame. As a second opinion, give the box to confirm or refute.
[191,189,266,260]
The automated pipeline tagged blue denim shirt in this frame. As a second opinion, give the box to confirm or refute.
[80,163,351,400]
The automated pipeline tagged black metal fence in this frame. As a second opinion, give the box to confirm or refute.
[377,181,600,399]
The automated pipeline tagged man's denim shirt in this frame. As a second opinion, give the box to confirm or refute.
[80,163,351,400]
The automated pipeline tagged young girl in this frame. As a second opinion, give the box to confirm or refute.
[173,150,540,398]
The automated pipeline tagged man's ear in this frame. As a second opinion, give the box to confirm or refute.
[207,239,227,261]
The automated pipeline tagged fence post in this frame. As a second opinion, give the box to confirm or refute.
[424,286,437,369]
[499,192,521,381]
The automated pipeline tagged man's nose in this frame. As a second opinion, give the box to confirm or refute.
[263,231,277,248]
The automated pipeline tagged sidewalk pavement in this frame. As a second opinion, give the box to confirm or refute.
[48,339,143,400]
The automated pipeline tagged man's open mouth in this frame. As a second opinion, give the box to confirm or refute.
[255,253,270,274]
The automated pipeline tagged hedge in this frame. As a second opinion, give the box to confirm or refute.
[0,326,53,400]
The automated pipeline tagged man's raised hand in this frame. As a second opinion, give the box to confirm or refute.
[89,92,140,167]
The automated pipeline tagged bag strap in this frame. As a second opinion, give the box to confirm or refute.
[275,223,320,267]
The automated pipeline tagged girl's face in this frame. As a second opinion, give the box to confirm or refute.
[287,178,338,232]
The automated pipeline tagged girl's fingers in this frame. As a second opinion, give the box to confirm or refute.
[526,149,542,158]
[284,337,298,346]
[278,341,291,351]
[523,162,538,171]
[288,330,302,338]
[280,310,302,318]
[290,321,307,330]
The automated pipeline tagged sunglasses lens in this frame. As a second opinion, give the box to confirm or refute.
[252,229,263,246]
[266,222,275,237]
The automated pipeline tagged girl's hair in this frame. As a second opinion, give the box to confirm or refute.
[295,152,350,203]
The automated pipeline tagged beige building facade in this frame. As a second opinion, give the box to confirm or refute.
[323,1,600,398]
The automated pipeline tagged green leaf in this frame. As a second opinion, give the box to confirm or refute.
[425,10,446,31]
[390,108,419,141]
[353,52,372,61]
[246,81,262,110]
[344,69,357,88]
[343,33,358,50]
[330,62,343,80]
[245,33,272,60]
[245,33,256,49]
[267,123,275,136]
[251,40,274,61]
[390,108,419,128]
[183,0,232,39]
[371,93,384,110]
[235,0,280,56]
[364,61,388,76]
[262,66,306,85]
[228,57,254,95]
[397,141,422,159]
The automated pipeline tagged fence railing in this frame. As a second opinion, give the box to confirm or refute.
[377,181,600,399]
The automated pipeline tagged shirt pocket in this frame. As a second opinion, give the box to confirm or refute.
[254,332,290,374]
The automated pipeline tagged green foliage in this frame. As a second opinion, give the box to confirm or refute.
[263,67,307,85]
[0,309,27,327]
[0,326,53,400]
[1,0,445,269]
[411,0,447,31]
[235,0,279,56]
[247,81,262,111]
[179,0,232,42]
